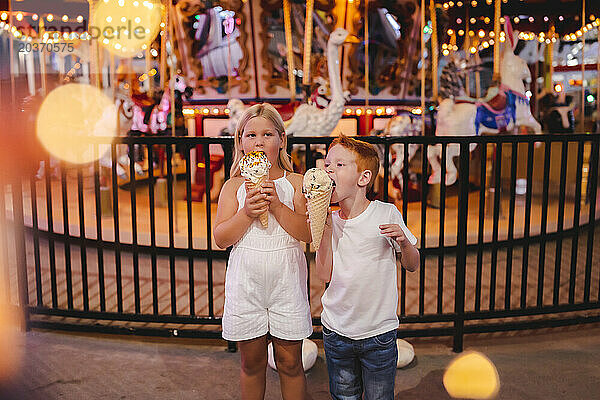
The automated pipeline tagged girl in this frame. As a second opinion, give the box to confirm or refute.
[214,103,312,400]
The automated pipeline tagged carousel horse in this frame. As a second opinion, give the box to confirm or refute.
[539,90,575,133]
[130,75,193,134]
[386,113,420,188]
[429,20,542,185]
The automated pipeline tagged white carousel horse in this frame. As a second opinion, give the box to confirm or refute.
[386,114,420,188]
[225,98,246,134]
[285,28,358,137]
[429,20,542,185]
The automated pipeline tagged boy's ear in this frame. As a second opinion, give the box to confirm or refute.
[358,170,372,188]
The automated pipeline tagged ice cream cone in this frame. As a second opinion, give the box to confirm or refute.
[249,175,268,228]
[303,168,334,250]
[308,189,332,250]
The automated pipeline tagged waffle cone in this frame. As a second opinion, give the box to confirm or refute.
[308,189,332,250]
[249,176,268,228]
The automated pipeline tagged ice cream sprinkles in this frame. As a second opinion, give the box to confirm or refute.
[240,151,272,227]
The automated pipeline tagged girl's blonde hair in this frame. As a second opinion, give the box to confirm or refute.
[230,103,294,177]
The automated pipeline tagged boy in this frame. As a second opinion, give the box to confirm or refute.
[312,134,419,399]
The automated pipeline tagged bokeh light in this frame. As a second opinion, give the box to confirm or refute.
[36,84,117,164]
[92,0,162,57]
[443,351,500,399]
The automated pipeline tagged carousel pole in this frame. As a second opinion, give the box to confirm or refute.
[8,0,15,105]
[534,39,539,120]
[475,52,481,98]
[169,3,175,139]
[365,0,369,110]
[89,0,101,88]
[465,9,470,96]
[283,0,296,101]
[225,15,233,93]
[39,18,48,94]
[110,54,116,98]
[547,24,554,90]
[167,1,180,233]
[429,0,438,101]
[303,0,314,94]
[420,0,425,135]
[146,49,153,97]
[160,0,167,88]
[580,0,585,131]
[493,0,501,81]
[597,19,599,132]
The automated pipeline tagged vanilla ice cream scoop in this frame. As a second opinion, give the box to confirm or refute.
[240,151,271,183]
[302,168,333,199]
[303,168,333,250]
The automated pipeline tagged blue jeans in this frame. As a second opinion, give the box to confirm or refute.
[322,326,398,400]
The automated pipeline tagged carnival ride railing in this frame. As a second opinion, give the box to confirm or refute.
[1,134,599,352]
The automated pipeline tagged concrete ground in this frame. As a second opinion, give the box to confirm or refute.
[1,325,599,399]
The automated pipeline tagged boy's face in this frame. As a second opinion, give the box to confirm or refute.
[240,117,282,165]
[324,144,370,203]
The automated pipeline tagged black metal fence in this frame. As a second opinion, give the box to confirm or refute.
[1,134,599,352]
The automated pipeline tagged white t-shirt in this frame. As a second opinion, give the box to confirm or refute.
[320,200,418,340]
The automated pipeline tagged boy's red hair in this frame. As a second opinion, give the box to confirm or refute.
[329,134,379,191]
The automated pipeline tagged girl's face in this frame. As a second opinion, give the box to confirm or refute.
[240,117,282,165]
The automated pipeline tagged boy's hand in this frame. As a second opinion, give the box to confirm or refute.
[244,181,269,219]
[379,224,407,245]
[261,180,283,211]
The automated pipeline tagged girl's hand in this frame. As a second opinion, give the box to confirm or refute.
[244,181,269,219]
[261,180,283,211]
[379,223,407,244]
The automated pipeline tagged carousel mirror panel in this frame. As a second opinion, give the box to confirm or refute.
[259,0,336,94]
[346,0,418,96]
[174,0,252,94]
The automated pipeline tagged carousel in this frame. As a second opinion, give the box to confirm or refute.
[1,0,599,350]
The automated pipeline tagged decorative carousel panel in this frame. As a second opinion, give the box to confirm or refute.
[174,0,252,95]
[259,0,336,95]
[346,0,418,97]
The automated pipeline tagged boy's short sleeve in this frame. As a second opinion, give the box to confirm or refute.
[387,205,418,252]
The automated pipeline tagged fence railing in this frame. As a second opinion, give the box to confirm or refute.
[1,134,599,351]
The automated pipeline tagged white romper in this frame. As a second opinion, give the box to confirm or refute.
[222,172,313,341]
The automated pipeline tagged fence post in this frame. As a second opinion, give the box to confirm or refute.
[453,141,469,352]
[11,180,30,331]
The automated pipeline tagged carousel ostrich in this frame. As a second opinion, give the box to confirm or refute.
[285,28,358,137]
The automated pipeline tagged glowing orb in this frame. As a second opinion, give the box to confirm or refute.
[267,339,318,371]
[443,351,500,399]
[36,84,117,164]
[92,0,162,57]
